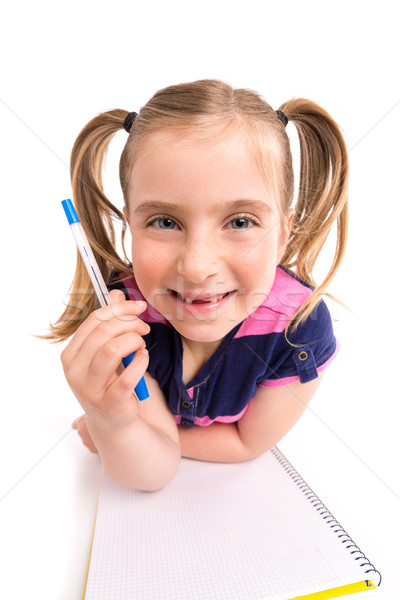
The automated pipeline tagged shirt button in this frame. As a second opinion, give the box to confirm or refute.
[181,419,192,427]
[298,351,308,361]
[182,400,192,409]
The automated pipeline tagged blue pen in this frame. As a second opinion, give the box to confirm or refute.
[61,199,149,401]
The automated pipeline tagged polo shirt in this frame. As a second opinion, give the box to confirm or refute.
[109,266,337,428]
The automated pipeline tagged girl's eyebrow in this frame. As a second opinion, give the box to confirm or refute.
[133,199,273,217]
[133,201,187,218]
[222,199,274,214]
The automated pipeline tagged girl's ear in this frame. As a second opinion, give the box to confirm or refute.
[277,209,294,263]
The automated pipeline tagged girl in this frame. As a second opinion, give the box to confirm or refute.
[48,79,348,492]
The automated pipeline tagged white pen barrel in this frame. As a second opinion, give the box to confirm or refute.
[70,222,110,307]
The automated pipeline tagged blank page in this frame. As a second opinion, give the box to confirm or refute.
[83,447,380,599]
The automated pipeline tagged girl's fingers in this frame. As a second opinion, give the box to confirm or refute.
[62,290,151,422]
[62,304,149,378]
[101,349,150,417]
[62,294,148,362]
[82,350,149,431]
[88,331,148,389]
[73,414,99,453]
[62,318,150,397]
[72,415,84,429]
[108,289,127,303]
[75,316,150,376]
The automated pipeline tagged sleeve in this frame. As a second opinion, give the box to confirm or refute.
[258,299,338,388]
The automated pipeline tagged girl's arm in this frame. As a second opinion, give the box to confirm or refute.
[178,375,323,462]
[62,291,180,492]
[85,372,180,491]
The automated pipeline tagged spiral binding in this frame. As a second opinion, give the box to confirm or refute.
[270,446,382,586]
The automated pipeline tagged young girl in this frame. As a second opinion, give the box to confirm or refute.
[48,79,348,492]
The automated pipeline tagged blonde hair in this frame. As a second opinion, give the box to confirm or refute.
[45,79,348,342]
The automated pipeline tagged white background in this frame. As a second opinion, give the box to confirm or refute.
[0,1,399,598]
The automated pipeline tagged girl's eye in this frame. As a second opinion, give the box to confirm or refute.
[147,214,259,230]
[148,217,179,230]
[228,215,258,230]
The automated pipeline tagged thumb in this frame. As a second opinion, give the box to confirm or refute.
[109,288,127,305]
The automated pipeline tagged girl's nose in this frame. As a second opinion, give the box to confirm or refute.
[176,235,220,284]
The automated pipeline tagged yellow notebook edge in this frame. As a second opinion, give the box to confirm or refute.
[82,468,105,600]
[291,579,377,599]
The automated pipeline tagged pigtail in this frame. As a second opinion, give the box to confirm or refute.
[279,99,349,330]
[44,109,131,342]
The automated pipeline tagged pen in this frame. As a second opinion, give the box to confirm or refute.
[61,198,149,401]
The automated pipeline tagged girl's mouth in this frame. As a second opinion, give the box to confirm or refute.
[168,289,236,313]
[171,291,230,304]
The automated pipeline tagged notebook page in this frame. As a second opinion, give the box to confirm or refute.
[84,448,377,600]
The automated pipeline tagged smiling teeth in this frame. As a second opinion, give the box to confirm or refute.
[177,292,226,304]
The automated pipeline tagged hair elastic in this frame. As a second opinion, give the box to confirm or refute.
[124,111,138,133]
[276,110,289,127]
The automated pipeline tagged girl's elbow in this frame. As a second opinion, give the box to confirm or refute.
[144,460,181,492]
[117,466,179,493]
[106,447,181,492]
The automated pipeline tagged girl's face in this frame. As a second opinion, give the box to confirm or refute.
[126,129,292,347]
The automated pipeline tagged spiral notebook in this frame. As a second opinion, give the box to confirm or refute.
[82,447,381,599]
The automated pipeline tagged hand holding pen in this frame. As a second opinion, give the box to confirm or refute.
[61,199,150,426]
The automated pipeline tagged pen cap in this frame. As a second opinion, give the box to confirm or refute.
[62,199,80,224]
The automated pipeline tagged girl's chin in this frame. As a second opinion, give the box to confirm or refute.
[171,321,236,345]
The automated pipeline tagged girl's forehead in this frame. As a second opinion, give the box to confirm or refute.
[131,128,262,185]
[134,125,252,160]
[127,125,284,215]
[130,129,272,194]
[127,128,281,216]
